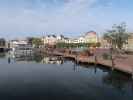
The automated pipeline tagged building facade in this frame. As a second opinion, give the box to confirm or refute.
[124,33,133,51]
[83,31,98,43]
[42,35,67,45]
[10,40,28,49]
[0,38,6,52]
[0,38,6,47]
[42,31,98,45]
[68,31,98,44]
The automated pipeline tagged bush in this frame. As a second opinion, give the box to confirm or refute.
[124,50,133,55]
[102,53,112,60]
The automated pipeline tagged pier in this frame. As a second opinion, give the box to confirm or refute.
[44,48,133,75]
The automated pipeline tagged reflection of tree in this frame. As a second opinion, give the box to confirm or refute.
[33,54,44,63]
[0,53,6,58]
[102,70,132,93]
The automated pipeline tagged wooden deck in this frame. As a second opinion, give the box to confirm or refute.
[37,48,133,75]
[47,50,133,75]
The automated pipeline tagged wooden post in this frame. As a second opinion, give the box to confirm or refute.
[75,54,79,64]
[111,56,115,70]
[132,73,133,80]
[110,48,115,71]
[95,55,97,66]
[132,66,133,80]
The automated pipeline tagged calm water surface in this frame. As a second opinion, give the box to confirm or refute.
[0,52,133,100]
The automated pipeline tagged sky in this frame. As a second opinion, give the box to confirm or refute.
[0,0,133,39]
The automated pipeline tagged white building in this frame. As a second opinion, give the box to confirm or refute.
[10,40,28,49]
[42,31,98,45]
[65,31,98,44]
[42,35,57,45]
[82,31,98,43]
[9,39,33,56]
[42,34,70,45]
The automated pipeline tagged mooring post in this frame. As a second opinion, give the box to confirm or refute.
[132,66,133,80]
[132,73,133,80]
[111,55,115,71]
[95,55,97,66]
[75,54,79,64]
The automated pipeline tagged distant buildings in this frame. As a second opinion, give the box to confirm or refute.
[99,38,111,48]
[10,39,28,49]
[42,35,68,45]
[0,38,6,52]
[0,38,6,47]
[77,31,98,43]
[42,31,98,45]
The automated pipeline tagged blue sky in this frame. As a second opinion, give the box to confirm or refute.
[0,0,133,38]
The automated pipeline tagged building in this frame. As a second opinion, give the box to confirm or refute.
[10,39,28,50]
[0,38,6,52]
[83,31,98,43]
[66,31,98,44]
[42,34,68,45]
[124,33,133,51]
[0,38,6,47]
[42,35,57,45]
[42,31,98,46]
[99,37,111,48]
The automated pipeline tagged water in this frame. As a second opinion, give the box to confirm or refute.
[0,52,133,100]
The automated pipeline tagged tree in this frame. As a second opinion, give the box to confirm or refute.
[104,22,129,50]
[32,38,43,48]
[27,37,34,45]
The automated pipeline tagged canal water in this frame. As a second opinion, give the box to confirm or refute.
[0,52,133,100]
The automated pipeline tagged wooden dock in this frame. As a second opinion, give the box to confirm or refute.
[47,50,133,75]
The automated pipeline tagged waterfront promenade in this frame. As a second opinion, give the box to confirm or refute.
[43,48,133,75]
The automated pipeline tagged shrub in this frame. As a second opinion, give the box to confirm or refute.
[102,53,112,60]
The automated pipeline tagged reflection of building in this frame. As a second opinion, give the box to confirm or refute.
[124,33,133,51]
[41,56,63,65]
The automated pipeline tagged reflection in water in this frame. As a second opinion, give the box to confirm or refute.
[8,52,64,65]
[0,53,6,58]
[72,60,133,95]
[7,52,133,91]
[8,57,11,64]
[41,56,64,65]
[0,52,133,100]
[102,70,133,94]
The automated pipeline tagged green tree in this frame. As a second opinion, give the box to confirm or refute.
[104,22,129,50]
[32,38,43,48]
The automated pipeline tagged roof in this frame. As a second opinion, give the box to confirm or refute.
[85,31,96,36]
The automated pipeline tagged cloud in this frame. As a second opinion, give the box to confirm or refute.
[0,0,132,38]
